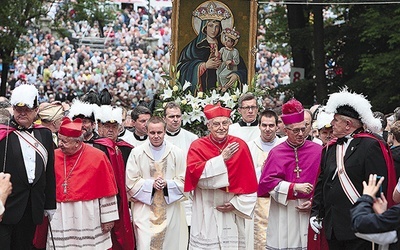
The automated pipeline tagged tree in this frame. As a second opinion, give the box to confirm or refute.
[0,0,48,96]
[57,0,117,38]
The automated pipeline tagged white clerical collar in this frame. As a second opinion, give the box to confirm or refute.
[238,118,258,127]
[166,128,181,137]
[134,132,147,141]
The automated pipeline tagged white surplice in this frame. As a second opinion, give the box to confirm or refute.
[48,196,119,250]
[228,123,261,143]
[267,182,309,250]
[189,155,257,250]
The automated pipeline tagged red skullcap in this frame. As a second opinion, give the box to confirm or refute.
[204,103,231,120]
[58,117,83,137]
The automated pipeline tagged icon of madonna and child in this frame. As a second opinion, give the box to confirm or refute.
[177,1,248,94]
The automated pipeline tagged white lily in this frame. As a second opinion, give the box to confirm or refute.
[242,84,249,94]
[182,112,191,126]
[219,92,232,104]
[182,81,192,91]
[190,109,204,123]
[225,98,237,109]
[162,87,173,100]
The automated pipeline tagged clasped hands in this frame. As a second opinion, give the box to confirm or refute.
[153,176,166,191]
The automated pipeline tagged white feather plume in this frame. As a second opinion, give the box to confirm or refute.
[10,85,38,108]
[325,87,381,133]
[95,105,122,124]
[68,99,96,119]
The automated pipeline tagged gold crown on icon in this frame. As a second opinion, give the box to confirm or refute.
[223,27,240,41]
[193,2,231,21]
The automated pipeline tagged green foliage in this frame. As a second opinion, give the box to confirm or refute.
[342,4,400,113]
[0,0,46,62]
[55,0,116,37]
[258,3,291,55]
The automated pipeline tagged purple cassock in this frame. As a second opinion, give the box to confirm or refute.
[258,140,322,199]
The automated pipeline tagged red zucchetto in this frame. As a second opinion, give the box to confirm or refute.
[58,117,83,137]
[203,103,231,120]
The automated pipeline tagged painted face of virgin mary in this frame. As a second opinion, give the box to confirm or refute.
[203,20,221,39]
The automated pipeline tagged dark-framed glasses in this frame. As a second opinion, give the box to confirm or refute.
[240,106,258,111]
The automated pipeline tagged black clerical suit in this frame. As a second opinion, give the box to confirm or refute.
[0,123,56,249]
[312,135,388,249]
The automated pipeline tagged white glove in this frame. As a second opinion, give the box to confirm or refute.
[310,216,323,234]
[44,209,56,221]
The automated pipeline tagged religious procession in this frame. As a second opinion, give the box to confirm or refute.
[1,0,400,250]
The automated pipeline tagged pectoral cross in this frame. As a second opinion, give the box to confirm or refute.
[62,181,68,194]
[293,147,301,178]
[294,166,302,178]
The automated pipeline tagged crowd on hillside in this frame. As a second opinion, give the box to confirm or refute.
[1,3,291,110]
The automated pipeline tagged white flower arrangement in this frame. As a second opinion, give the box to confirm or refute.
[155,79,267,136]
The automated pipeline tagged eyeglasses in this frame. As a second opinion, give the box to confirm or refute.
[240,106,258,111]
[286,127,307,134]
[211,120,230,128]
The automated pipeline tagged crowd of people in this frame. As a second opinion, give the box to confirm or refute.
[1,3,290,112]
[2,2,400,250]
[0,84,399,249]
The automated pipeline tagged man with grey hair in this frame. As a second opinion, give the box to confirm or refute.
[49,117,119,249]
[229,92,261,142]
[0,85,56,249]
[311,89,396,249]
[185,103,258,249]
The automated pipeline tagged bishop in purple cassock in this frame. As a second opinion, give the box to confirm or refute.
[258,99,322,250]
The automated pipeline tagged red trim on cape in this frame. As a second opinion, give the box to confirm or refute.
[115,139,134,149]
[55,144,117,202]
[93,137,135,249]
[353,132,397,207]
[184,135,258,194]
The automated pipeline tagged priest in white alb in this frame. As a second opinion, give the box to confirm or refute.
[228,93,261,142]
[48,117,119,249]
[126,116,188,250]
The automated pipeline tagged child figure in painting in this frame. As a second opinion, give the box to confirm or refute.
[217,27,241,90]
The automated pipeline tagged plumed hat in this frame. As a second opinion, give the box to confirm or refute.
[204,103,231,120]
[316,110,334,130]
[281,98,304,125]
[68,99,96,121]
[95,105,122,124]
[10,85,39,108]
[58,117,83,137]
[325,87,381,133]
